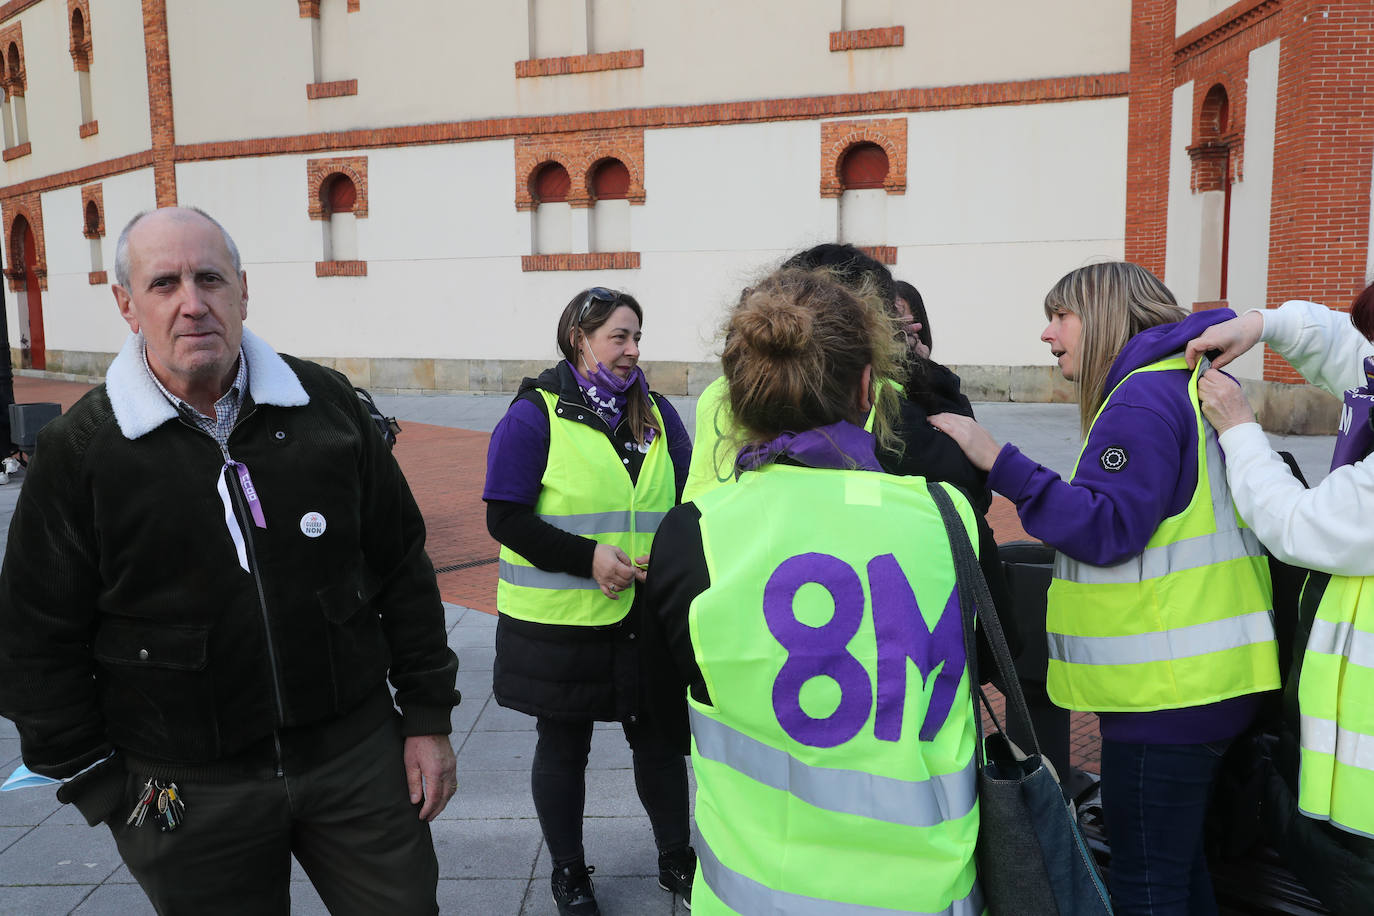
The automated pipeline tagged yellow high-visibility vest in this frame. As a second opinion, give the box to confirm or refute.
[1046,356,1278,711]
[497,389,674,626]
[689,463,983,914]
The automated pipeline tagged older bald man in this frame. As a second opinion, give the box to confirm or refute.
[0,207,459,915]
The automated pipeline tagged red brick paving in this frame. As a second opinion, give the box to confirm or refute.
[11,376,1101,769]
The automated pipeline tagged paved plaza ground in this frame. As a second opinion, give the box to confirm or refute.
[0,374,1336,914]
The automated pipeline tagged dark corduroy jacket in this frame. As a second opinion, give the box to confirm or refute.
[0,330,458,823]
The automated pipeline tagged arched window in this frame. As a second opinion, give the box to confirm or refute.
[84,199,103,274]
[321,173,358,261]
[70,7,96,131]
[589,157,630,253]
[840,142,889,190]
[532,161,572,255]
[1201,84,1229,139]
[1194,84,1233,302]
[838,142,888,245]
[6,41,27,147]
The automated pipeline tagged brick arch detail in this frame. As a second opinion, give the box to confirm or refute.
[820,118,907,198]
[526,154,576,204]
[582,151,643,205]
[0,22,24,96]
[1187,70,1245,193]
[80,183,104,239]
[68,0,93,71]
[306,157,368,219]
[3,192,46,292]
[514,128,645,211]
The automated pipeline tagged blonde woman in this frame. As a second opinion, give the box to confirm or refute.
[932,262,1279,915]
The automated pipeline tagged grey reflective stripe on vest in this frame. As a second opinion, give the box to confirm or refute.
[1053,526,1263,586]
[1300,714,1374,771]
[498,561,600,591]
[537,511,667,536]
[690,708,976,828]
[1047,609,1274,667]
[699,840,984,916]
[1306,617,1374,669]
[1048,423,1273,665]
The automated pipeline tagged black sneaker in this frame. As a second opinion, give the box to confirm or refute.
[658,846,696,908]
[551,862,600,916]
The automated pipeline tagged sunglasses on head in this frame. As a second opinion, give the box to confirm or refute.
[577,287,619,325]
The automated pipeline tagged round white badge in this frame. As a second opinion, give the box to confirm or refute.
[300,511,327,538]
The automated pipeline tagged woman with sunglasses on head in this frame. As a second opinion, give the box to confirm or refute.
[483,287,695,916]
[930,262,1279,915]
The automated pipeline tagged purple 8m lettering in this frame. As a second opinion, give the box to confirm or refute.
[763,552,966,748]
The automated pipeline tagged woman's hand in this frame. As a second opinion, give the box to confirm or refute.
[1185,310,1263,370]
[1198,369,1256,434]
[592,543,638,599]
[928,413,1004,472]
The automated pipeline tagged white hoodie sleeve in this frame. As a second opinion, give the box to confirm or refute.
[1258,299,1374,397]
[1220,423,1374,575]
[1216,299,1374,575]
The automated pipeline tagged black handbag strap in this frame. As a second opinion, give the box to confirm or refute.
[927,482,1041,764]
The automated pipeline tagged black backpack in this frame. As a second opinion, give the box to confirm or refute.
[354,387,401,449]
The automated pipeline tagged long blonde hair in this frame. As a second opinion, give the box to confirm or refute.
[1044,262,1188,434]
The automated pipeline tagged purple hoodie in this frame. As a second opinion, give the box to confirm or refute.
[988,308,1264,745]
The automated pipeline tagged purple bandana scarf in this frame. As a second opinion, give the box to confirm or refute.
[569,359,654,443]
[735,421,883,475]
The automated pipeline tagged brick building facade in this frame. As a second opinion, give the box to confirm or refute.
[0,1,1368,424]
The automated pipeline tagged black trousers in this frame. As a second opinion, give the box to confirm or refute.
[109,716,439,916]
[533,715,690,868]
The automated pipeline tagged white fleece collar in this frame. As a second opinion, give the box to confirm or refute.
[106,326,310,440]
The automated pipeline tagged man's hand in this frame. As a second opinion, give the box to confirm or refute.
[928,413,1004,472]
[1198,369,1256,435]
[1184,310,1264,370]
[404,734,457,822]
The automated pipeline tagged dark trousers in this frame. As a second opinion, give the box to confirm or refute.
[1099,738,1232,916]
[532,716,689,868]
[109,716,439,916]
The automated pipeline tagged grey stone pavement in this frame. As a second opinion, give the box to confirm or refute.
[0,392,1336,915]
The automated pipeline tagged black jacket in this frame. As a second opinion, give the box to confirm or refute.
[487,364,684,722]
[0,332,458,821]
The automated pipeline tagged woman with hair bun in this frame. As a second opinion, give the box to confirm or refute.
[640,267,984,914]
[483,287,695,916]
[932,261,1279,915]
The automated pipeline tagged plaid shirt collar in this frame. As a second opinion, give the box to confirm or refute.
[140,338,249,449]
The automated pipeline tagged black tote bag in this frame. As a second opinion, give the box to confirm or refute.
[928,483,1113,916]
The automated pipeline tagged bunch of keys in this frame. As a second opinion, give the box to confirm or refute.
[125,778,186,832]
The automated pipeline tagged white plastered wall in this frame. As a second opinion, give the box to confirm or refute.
[1164,82,1202,310]
[25,169,157,357]
[1163,41,1279,382]
[1175,0,1234,37]
[897,98,1129,367]
[168,0,1130,144]
[159,95,1123,371]
[1223,39,1279,381]
[0,0,151,184]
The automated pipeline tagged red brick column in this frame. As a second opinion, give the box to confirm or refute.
[142,0,176,207]
[1264,0,1374,381]
[1124,0,1176,275]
